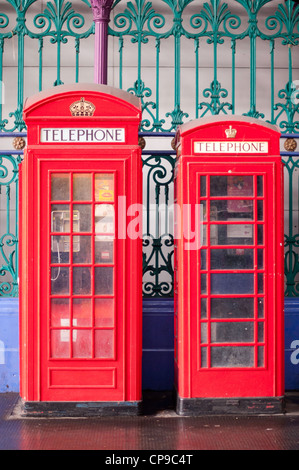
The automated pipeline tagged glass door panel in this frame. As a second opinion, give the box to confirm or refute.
[49,171,116,360]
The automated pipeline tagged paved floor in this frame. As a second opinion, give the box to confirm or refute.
[1,392,299,451]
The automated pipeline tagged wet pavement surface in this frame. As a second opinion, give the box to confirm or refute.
[1,392,299,450]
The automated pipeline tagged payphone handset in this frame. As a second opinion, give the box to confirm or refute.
[51,210,80,252]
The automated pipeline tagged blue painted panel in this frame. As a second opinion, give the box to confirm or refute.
[142,299,174,391]
[0,298,19,392]
[285,298,299,391]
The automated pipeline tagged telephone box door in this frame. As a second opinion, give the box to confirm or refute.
[187,162,281,398]
[38,155,133,402]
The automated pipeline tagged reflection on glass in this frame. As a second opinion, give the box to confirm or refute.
[95,330,114,358]
[50,298,69,327]
[211,346,254,367]
[95,174,114,202]
[51,267,69,294]
[51,173,69,201]
[73,298,92,327]
[73,267,91,295]
[211,297,254,319]
[73,173,92,201]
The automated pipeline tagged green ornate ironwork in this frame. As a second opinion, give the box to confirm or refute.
[110,0,299,132]
[0,149,22,297]
[0,0,299,297]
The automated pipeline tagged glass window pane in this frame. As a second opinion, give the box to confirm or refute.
[211,298,254,319]
[51,267,69,294]
[201,274,207,294]
[210,202,254,220]
[95,298,114,327]
[51,174,69,201]
[201,298,207,319]
[73,267,91,295]
[211,321,254,343]
[73,298,92,327]
[210,249,254,269]
[73,205,91,232]
[95,237,114,264]
[258,298,264,318]
[72,236,91,264]
[257,225,264,245]
[50,298,69,327]
[51,205,70,232]
[201,347,207,368]
[211,273,254,294]
[201,322,207,343]
[200,250,207,270]
[72,329,92,358]
[210,175,253,198]
[211,346,254,368]
[95,174,114,202]
[257,200,264,221]
[258,273,264,293]
[51,330,70,358]
[258,322,264,342]
[94,267,113,295]
[73,174,92,201]
[258,346,264,367]
[51,236,70,263]
[200,176,206,197]
[95,330,114,358]
[211,223,254,245]
[257,176,263,196]
[258,249,264,269]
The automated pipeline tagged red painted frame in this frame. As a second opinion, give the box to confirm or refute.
[19,85,142,403]
[174,117,284,399]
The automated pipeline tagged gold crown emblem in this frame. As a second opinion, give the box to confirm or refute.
[70,97,96,116]
[225,125,237,138]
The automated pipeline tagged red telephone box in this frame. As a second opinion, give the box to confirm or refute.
[174,116,284,415]
[19,84,142,416]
